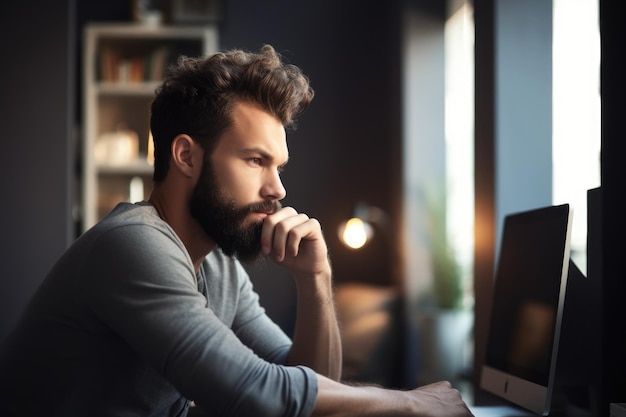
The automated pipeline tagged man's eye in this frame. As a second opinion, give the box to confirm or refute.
[249,158,262,166]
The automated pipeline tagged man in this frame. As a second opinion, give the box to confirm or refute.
[0,45,472,417]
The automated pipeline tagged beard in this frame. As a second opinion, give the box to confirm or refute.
[189,159,281,264]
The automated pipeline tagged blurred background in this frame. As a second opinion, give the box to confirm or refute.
[1,0,623,399]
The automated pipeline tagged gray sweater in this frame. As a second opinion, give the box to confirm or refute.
[0,202,317,417]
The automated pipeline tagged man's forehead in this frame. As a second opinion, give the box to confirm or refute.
[230,100,281,125]
[217,102,288,158]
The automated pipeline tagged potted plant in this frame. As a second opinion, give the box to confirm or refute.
[427,195,464,310]
[416,188,472,386]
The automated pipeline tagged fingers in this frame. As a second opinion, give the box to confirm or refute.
[261,207,319,262]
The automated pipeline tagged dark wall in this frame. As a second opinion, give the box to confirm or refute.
[0,1,75,344]
[599,0,626,409]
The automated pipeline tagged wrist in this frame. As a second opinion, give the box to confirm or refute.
[315,381,409,417]
[294,265,334,302]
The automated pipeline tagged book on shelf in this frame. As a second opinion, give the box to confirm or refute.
[98,45,120,82]
[147,46,171,81]
[97,45,171,83]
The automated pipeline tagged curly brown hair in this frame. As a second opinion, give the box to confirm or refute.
[150,44,314,182]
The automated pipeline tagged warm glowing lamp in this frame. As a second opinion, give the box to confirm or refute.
[340,217,373,249]
[338,202,388,249]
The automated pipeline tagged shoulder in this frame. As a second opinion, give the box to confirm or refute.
[78,203,198,293]
[78,202,192,274]
[96,202,175,233]
[85,203,183,248]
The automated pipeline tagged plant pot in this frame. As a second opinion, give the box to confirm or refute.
[415,308,473,386]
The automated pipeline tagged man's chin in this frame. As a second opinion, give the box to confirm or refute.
[215,232,265,265]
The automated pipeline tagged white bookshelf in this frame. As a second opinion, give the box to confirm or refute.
[82,23,218,232]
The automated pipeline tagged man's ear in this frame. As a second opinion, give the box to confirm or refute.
[171,134,201,178]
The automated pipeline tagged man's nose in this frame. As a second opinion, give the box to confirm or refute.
[261,170,286,201]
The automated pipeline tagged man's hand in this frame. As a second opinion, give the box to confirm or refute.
[260,206,330,276]
[260,206,342,380]
[405,381,474,417]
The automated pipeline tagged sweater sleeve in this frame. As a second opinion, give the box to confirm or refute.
[200,253,294,365]
[84,223,317,417]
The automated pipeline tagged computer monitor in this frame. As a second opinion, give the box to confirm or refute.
[480,204,573,416]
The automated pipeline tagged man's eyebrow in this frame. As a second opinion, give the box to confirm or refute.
[240,148,289,166]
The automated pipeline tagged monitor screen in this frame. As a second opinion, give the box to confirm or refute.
[480,204,573,416]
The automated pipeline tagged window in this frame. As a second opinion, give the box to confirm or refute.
[445,0,475,305]
[552,0,601,273]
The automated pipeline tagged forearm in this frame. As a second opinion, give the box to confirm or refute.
[312,376,401,417]
[312,374,473,417]
[288,266,342,381]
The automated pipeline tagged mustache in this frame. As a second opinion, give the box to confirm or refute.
[246,200,282,214]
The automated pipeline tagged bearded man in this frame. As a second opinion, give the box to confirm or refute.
[0,45,471,417]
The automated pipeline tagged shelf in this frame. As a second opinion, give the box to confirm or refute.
[95,81,161,97]
[96,159,154,175]
[86,23,215,41]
